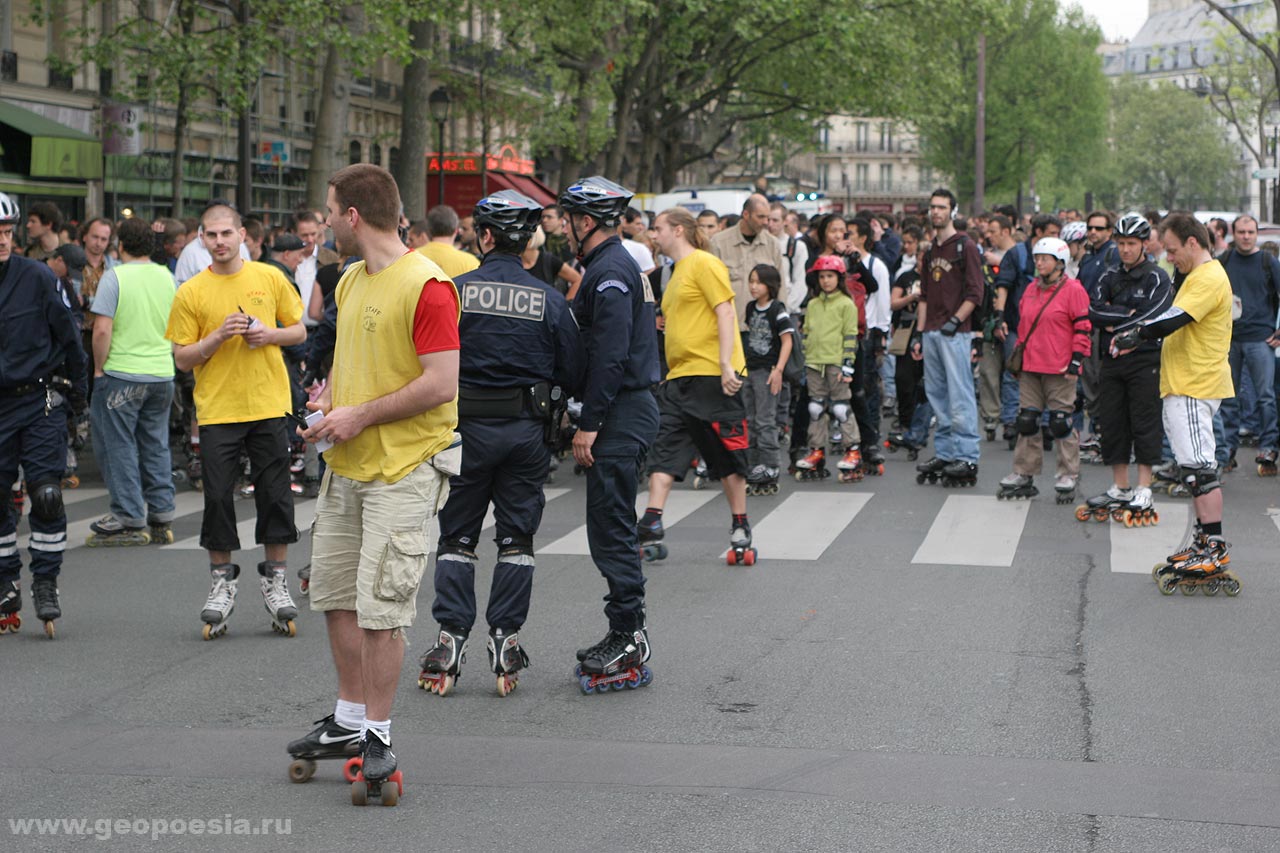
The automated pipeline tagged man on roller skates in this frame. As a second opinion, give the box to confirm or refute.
[418,190,584,698]
[563,177,661,694]
[1111,213,1238,595]
[0,192,87,638]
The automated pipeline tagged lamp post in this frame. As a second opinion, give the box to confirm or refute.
[428,87,451,207]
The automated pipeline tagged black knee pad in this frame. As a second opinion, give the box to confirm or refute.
[1180,466,1220,497]
[496,534,534,560]
[1016,408,1042,436]
[438,537,478,561]
[1048,410,1073,439]
[29,479,63,522]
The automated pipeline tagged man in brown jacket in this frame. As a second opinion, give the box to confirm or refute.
[710,194,784,330]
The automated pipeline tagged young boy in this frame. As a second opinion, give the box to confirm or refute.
[742,264,794,493]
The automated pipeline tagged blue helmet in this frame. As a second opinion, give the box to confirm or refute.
[473,190,541,242]
[558,176,633,228]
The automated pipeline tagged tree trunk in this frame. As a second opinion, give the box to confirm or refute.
[397,19,433,220]
[171,81,189,215]
[307,40,352,209]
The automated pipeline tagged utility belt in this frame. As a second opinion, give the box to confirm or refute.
[0,376,60,398]
[458,383,569,448]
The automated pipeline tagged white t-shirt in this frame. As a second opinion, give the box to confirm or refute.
[622,238,656,274]
[295,248,319,326]
[784,236,810,313]
[174,236,251,285]
[863,253,892,333]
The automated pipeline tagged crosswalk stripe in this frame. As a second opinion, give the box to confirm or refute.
[913,495,1030,566]
[739,491,873,561]
[538,488,718,556]
[63,487,110,506]
[170,498,318,551]
[58,491,207,552]
[1109,501,1189,574]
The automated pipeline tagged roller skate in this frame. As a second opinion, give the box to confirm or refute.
[1119,486,1158,527]
[1003,423,1017,451]
[85,515,151,547]
[297,564,310,596]
[186,437,203,491]
[996,473,1037,500]
[1078,434,1102,465]
[200,564,238,640]
[348,729,403,807]
[1222,452,1238,473]
[488,627,530,697]
[1156,523,1209,575]
[1155,538,1239,597]
[884,431,921,461]
[1152,461,1188,497]
[1256,449,1277,477]
[746,465,779,497]
[940,460,978,488]
[692,459,710,490]
[793,447,829,481]
[258,561,298,637]
[1041,426,1054,453]
[31,576,60,639]
[984,419,997,442]
[836,448,864,483]
[0,578,21,634]
[575,627,653,694]
[1238,428,1259,448]
[147,517,175,545]
[637,511,668,562]
[11,483,24,518]
[1054,475,1077,505]
[859,444,885,477]
[916,456,948,485]
[418,627,468,695]
[1075,485,1132,523]
[286,714,363,784]
[726,515,756,566]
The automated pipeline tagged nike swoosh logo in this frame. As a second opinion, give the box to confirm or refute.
[318,731,359,745]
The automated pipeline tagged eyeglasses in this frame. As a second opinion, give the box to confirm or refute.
[1087,225,1109,231]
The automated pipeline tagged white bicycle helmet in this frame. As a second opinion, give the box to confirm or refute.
[0,192,18,226]
[1059,221,1087,244]
[1032,237,1070,264]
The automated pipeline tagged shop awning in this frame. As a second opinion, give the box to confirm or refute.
[506,173,558,207]
[0,101,102,181]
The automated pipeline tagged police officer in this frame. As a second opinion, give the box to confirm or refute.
[0,192,87,636]
[561,177,661,688]
[417,190,585,697]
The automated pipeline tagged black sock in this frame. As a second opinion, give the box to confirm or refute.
[644,507,663,519]
[1203,521,1223,538]
[732,513,748,528]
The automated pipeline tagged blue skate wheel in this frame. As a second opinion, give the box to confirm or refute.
[579,675,594,694]
[639,666,653,686]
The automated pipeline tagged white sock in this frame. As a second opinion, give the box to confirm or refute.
[362,718,390,742]
[334,699,365,731]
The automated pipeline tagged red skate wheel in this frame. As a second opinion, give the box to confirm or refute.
[343,756,362,783]
[743,549,756,566]
[726,551,737,566]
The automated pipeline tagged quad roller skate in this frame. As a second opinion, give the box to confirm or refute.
[996,473,1038,500]
[1054,475,1077,505]
[348,730,403,807]
[1154,538,1239,597]
[0,578,21,634]
[286,714,363,784]
[637,511,668,562]
[1075,485,1132,523]
[85,515,151,547]
[726,517,756,566]
[418,627,468,695]
[793,447,830,481]
[860,444,886,476]
[884,432,921,461]
[488,627,530,697]
[940,460,978,488]
[836,447,864,483]
[916,456,947,485]
[575,627,653,695]
[200,564,239,640]
[258,562,298,637]
[1256,449,1277,477]
[31,576,60,639]
[691,459,711,490]
[746,465,780,497]
[1119,486,1159,527]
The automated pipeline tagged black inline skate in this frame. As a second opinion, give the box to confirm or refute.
[1003,423,1017,451]
[31,576,59,639]
[691,459,711,490]
[1075,484,1132,523]
[0,577,21,634]
[1152,461,1189,497]
[1054,475,1077,505]
[984,418,997,443]
[793,447,829,482]
[349,729,403,807]
[575,627,653,695]
[637,511,668,562]
[860,443,885,476]
[996,473,1037,500]
[488,627,530,697]
[1256,449,1277,477]
[727,516,756,566]
[746,465,780,497]
[1154,537,1239,597]
[939,460,978,488]
[286,714,363,783]
[418,627,468,696]
[915,456,948,485]
[884,432,920,461]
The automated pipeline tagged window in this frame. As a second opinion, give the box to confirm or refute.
[819,163,830,191]
[855,163,869,191]
[348,141,362,165]
[880,164,893,191]
[372,143,382,167]
[879,122,892,152]
[388,147,400,176]
[918,166,934,192]
[855,122,869,153]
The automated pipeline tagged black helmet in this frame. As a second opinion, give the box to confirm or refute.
[558,176,633,227]
[1113,213,1151,241]
[473,190,541,241]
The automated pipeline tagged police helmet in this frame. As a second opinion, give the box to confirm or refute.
[558,176,633,227]
[473,190,541,241]
[0,191,18,226]
[1032,237,1070,264]
[1113,213,1151,241]
[1059,221,1087,244]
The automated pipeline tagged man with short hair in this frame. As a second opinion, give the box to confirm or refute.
[24,202,64,262]
[1078,210,1118,442]
[418,205,480,279]
[80,218,116,303]
[539,204,575,268]
[173,201,252,285]
[86,216,178,547]
[158,219,186,273]
[980,214,1017,439]
[782,211,809,313]
[709,194,784,331]
[406,220,430,250]
[620,207,656,275]
[457,215,479,257]
[291,211,340,330]
[696,209,720,240]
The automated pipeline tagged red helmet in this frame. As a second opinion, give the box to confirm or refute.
[809,254,847,275]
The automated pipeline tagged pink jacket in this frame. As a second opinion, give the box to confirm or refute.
[1015,277,1092,374]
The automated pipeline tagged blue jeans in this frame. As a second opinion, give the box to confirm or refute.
[922,331,980,463]
[1222,340,1278,455]
[90,375,176,528]
[999,333,1020,425]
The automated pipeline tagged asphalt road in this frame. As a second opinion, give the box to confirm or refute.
[2,432,1279,852]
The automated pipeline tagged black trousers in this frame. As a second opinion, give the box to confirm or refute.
[199,418,298,552]
[1097,352,1163,466]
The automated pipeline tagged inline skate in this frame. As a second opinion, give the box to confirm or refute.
[691,458,711,490]
[1003,423,1017,451]
[418,627,468,696]
[1256,449,1277,477]
[1075,485,1132,523]
[258,561,298,637]
[1078,433,1103,465]
[793,447,829,482]
[836,447,864,483]
[1054,474,1077,505]
[984,419,997,443]
[1120,486,1159,527]
[575,627,653,695]
[996,473,1038,500]
[940,460,978,488]
[297,564,311,596]
[1154,538,1239,597]
[200,564,239,640]
[916,456,948,485]
[85,515,151,547]
[746,465,779,497]
[637,511,668,562]
[348,729,403,807]
[0,578,21,634]
[726,516,756,566]
[488,627,530,697]
[287,714,362,784]
[31,576,59,639]
[884,432,920,462]
[147,517,174,545]
[860,443,886,476]
[1152,461,1189,497]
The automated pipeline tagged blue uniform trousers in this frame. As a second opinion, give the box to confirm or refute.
[0,394,69,579]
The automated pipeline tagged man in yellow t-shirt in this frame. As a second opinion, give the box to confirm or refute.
[637,206,755,562]
[166,203,306,640]
[417,204,480,279]
[1110,212,1235,587]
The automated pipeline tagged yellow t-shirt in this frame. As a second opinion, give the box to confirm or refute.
[1160,259,1234,400]
[661,249,747,379]
[165,261,303,425]
[418,242,480,280]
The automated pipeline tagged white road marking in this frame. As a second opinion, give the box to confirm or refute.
[912,495,1029,566]
[538,488,718,556]
[1109,501,1189,574]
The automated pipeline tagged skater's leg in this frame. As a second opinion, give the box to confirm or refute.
[0,409,23,582]
[742,371,760,471]
[20,400,70,578]
[644,380,699,506]
[1220,342,1245,460]
[432,421,497,631]
[587,452,647,629]
[1013,374,1047,476]
[485,420,548,631]
[804,366,832,450]
[246,418,298,555]
[311,470,364,700]
[198,422,247,555]
[746,370,780,471]
[1046,374,1081,480]
[1130,351,1164,483]
[940,332,981,464]
[921,332,955,460]
[1243,341,1278,453]
[325,609,365,703]
[999,334,1020,429]
[137,380,176,523]
[91,377,148,527]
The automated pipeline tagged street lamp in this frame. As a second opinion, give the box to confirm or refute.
[428,87,451,206]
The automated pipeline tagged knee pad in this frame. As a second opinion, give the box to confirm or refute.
[29,480,63,522]
[1016,408,1042,436]
[496,534,534,559]
[438,537,478,561]
[830,402,851,423]
[1048,410,1073,439]
[808,399,827,421]
[1180,466,1220,497]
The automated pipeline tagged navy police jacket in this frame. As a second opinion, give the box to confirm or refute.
[572,235,660,432]
[454,252,585,395]
[0,255,87,397]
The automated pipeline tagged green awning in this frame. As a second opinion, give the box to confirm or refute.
[0,101,102,180]
[0,172,90,197]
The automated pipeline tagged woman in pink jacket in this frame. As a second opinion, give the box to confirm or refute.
[997,237,1092,503]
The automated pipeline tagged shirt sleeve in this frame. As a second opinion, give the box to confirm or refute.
[271,268,304,327]
[413,278,461,355]
[696,253,736,309]
[92,268,121,319]
[165,285,199,346]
